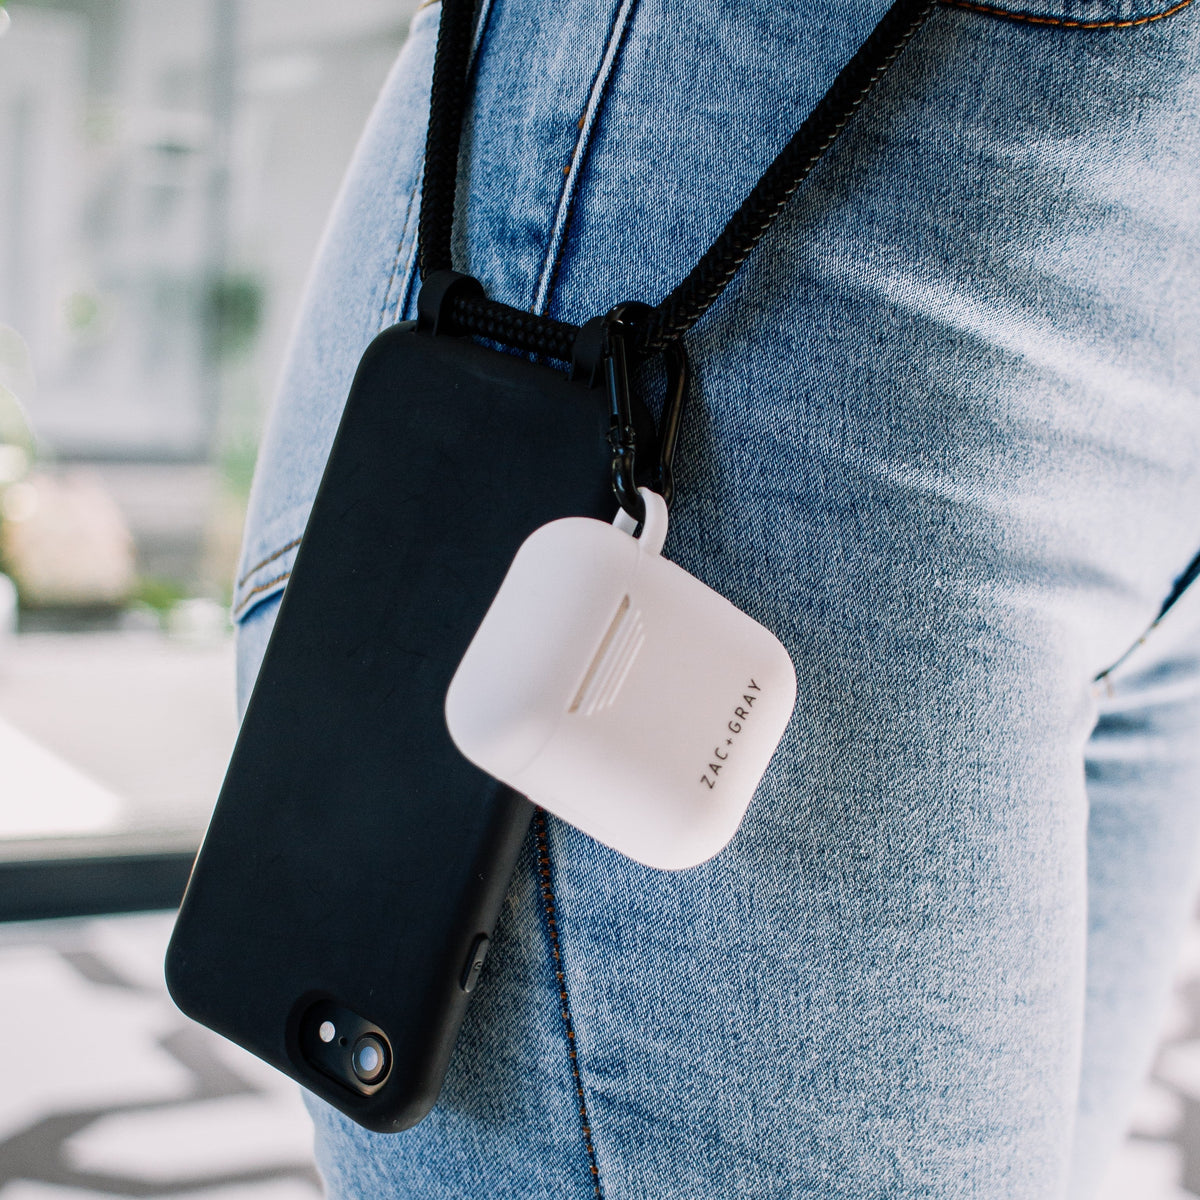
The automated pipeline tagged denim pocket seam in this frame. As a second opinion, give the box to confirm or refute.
[942,0,1195,29]
[530,0,641,316]
[534,811,605,1198]
[378,177,422,331]
[233,569,292,621]
[391,183,425,326]
[233,504,308,620]
[236,537,302,589]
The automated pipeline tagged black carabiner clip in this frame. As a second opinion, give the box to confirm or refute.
[604,314,644,525]
[603,309,690,526]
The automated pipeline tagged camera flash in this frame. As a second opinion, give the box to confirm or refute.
[318,1020,336,1043]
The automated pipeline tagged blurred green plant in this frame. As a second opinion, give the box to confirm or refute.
[207,272,264,360]
[133,576,188,616]
[220,433,259,500]
[62,289,110,337]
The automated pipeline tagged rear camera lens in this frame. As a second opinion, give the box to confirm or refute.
[351,1033,389,1085]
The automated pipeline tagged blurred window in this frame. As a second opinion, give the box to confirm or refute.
[0,0,415,917]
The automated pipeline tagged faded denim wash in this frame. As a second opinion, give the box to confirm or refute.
[233,0,1200,1194]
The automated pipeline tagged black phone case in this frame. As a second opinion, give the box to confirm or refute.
[166,324,612,1132]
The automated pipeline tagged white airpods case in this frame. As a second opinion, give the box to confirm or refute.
[444,491,796,870]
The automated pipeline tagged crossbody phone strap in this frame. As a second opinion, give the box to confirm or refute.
[416,0,936,363]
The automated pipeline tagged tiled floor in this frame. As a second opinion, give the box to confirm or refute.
[0,913,321,1200]
[2,909,1200,1198]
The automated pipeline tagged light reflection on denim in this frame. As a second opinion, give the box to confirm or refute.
[234,0,1200,1194]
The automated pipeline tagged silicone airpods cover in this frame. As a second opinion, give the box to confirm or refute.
[444,491,796,870]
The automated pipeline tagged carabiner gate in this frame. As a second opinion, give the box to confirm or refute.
[603,308,690,526]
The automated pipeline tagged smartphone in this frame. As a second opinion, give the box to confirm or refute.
[166,323,613,1131]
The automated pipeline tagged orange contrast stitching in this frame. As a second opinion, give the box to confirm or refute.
[233,570,291,618]
[535,811,603,1198]
[237,538,301,588]
[941,0,1195,29]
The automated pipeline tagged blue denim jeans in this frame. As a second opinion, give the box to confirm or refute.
[233,0,1200,1194]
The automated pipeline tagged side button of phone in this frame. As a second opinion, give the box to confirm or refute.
[460,934,490,993]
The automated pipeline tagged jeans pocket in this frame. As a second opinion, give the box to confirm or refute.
[231,512,308,716]
[944,0,1195,29]
[231,506,308,625]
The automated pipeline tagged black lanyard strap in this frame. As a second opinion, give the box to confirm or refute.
[418,0,934,364]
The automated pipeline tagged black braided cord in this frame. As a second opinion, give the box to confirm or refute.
[418,0,478,278]
[641,0,935,354]
[421,0,935,362]
[453,295,579,362]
